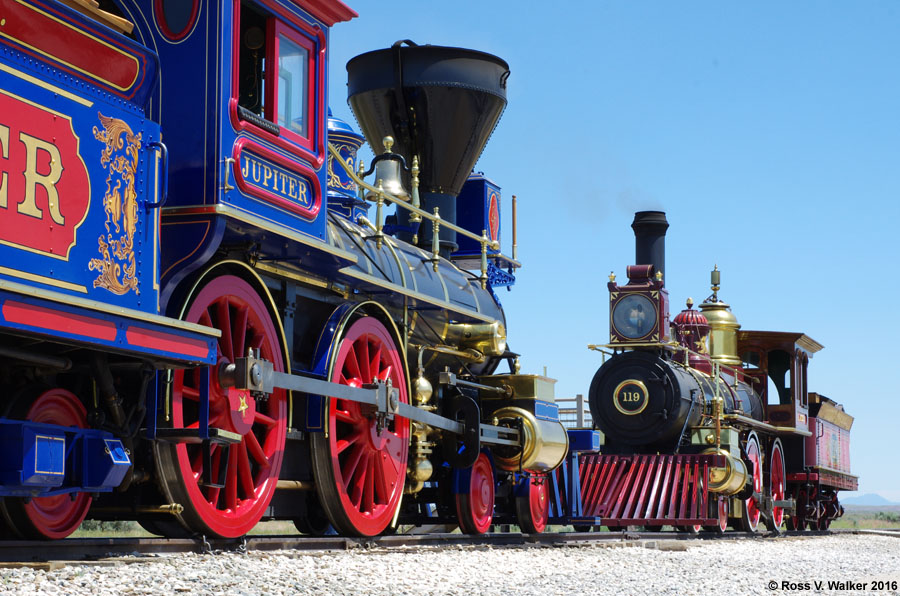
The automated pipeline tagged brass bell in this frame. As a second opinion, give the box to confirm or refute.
[365,136,410,202]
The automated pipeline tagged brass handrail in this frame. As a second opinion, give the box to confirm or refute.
[328,143,521,288]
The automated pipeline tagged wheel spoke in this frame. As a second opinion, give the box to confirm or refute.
[357,338,371,382]
[369,344,382,381]
[182,385,200,401]
[249,330,264,350]
[225,446,239,511]
[237,441,255,499]
[245,431,269,468]
[336,430,363,455]
[334,408,356,424]
[344,344,362,381]
[381,431,405,471]
[363,454,376,511]
[254,410,277,428]
[350,452,370,509]
[341,444,365,491]
[374,453,397,503]
[216,299,234,363]
[233,304,249,359]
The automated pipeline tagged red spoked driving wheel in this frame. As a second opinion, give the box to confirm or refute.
[311,316,410,537]
[156,275,287,538]
[769,439,786,528]
[703,497,729,534]
[740,431,762,532]
[786,487,808,531]
[0,388,92,539]
[515,474,549,533]
[456,452,495,535]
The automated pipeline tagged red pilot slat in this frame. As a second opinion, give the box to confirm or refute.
[644,458,666,520]
[625,456,650,519]
[586,456,611,514]
[667,461,682,519]
[678,461,692,520]
[633,457,656,520]
[607,459,632,519]
[656,458,674,519]
[3,301,117,341]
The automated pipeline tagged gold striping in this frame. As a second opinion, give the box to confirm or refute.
[0,63,93,107]
[254,261,330,289]
[162,204,359,264]
[0,266,87,293]
[3,0,140,92]
[341,268,494,323]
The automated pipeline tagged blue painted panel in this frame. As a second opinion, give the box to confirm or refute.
[0,14,163,315]
[82,437,131,490]
[455,173,502,257]
[567,429,602,452]
[534,400,560,421]
[0,419,132,497]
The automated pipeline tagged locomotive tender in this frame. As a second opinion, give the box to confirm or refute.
[545,211,856,532]
[0,0,569,539]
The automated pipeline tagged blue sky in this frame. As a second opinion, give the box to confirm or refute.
[327,1,900,500]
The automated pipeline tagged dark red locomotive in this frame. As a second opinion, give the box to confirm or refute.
[560,212,856,532]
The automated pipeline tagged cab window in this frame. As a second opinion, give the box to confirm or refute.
[275,34,309,135]
[237,2,316,151]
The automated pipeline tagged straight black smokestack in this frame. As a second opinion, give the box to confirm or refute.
[632,211,669,284]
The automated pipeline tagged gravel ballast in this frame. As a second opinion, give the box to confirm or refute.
[0,534,897,595]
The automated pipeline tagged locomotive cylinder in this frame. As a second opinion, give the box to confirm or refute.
[704,447,751,495]
[491,406,568,472]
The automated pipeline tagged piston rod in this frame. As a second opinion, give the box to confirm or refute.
[223,354,519,445]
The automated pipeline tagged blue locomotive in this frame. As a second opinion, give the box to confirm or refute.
[0,0,569,539]
[0,0,854,542]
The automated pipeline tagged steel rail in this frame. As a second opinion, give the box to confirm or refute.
[0,529,882,563]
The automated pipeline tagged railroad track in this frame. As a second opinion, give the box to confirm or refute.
[4,529,891,564]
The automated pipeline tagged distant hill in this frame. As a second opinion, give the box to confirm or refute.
[842,493,900,506]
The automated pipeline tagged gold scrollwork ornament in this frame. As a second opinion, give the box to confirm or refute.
[89,113,141,295]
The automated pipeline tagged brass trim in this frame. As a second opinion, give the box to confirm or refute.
[161,204,359,264]
[0,266,87,293]
[253,261,330,290]
[276,480,314,490]
[724,413,812,437]
[340,269,495,323]
[612,379,649,416]
[0,278,219,336]
[0,63,93,107]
